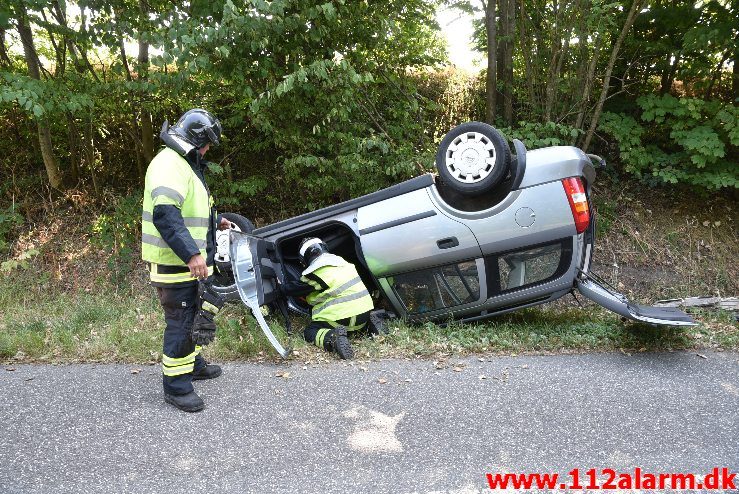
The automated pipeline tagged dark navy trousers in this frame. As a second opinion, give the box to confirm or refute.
[156,284,206,395]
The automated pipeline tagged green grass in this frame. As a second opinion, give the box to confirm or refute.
[1,278,735,364]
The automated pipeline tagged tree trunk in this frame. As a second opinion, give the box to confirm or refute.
[518,0,537,116]
[83,119,98,196]
[138,0,154,164]
[17,5,63,189]
[582,0,644,153]
[573,35,602,143]
[498,0,515,125]
[660,52,680,95]
[0,29,13,67]
[485,0,498,124]
[704,50,730,100]
[66,115,80,184]
[733,46,739,103]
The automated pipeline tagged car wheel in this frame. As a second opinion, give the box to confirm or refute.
[435,121,511,197]
[212,213,255,301]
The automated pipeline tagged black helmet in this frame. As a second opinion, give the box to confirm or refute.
[299,237,329,266]
[168,109,222,148]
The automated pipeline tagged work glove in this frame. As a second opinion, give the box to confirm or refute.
[190,280,225,346]
[368,310,391,335]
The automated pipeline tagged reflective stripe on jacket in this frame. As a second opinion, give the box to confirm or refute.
[142,147,213,284]
[301,254,374,323]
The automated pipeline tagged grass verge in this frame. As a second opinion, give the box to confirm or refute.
[1,284,736,365]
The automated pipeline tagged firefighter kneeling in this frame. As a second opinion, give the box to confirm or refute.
[282,238,375,359]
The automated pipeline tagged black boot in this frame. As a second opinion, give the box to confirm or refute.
[192,363,222,380]
[164,391,205,412]
[326,326,354,360]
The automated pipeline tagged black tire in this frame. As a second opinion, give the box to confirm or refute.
[221,212,255,233]
[435,121,511,197]
[211,213,255,301]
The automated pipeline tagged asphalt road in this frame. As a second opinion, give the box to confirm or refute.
[2,351,738,494]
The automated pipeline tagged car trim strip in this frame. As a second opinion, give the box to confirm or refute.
[254,174,435,236]
[358,210,437,236]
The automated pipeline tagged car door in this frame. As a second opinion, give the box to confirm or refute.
[229,231,292,357]
[356,187,486,319]
[576,272,696,326]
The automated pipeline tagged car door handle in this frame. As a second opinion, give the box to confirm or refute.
[437,237,459,249]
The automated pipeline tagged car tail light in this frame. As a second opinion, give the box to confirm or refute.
[562,177,590,234]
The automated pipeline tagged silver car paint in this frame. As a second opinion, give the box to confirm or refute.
[576,279,696,326]
[518,146,596,189]
[357,188,482,277]
[428,180,576,257]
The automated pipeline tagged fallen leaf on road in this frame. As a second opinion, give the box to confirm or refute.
[452,366,464,372]
[478,358,485,362]
[378,378,388,384]
[302,366,308,370]
[276,370,291,378]
[130,368,141,374]
[5,367,16,372]
[520,364,529,369]
[478,375,487,380]
[619,348,632,356]
[403,378,412,383]
[696,353,708,359]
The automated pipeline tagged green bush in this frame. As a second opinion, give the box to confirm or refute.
[90,194,142,286]
[0,206,23,254]
[498,121,581,149]
[599,95,739,189]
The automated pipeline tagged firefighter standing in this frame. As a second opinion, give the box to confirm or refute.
[141,109,230,413]
[281,238,375,359]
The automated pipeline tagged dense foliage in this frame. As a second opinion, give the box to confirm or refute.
[0,0,736,247]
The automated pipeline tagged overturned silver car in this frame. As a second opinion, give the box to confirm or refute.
[213,122,695,357]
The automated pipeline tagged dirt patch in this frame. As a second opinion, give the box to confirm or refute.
[589,178,737,301]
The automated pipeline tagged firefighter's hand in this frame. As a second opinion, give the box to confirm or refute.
[187,254,208,279]
[218,218,234,230]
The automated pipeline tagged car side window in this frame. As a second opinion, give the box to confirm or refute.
[389,261,480,314]
[498,243,563,291]
[487,239,573,295]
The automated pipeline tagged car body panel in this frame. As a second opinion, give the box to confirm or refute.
[226,144,695,357]
[428,181,576,257]
[229,232,291,357]
[357,188,482,277]
[253,174,434,237]
[577,277,697,326]
[518,146,596,189]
